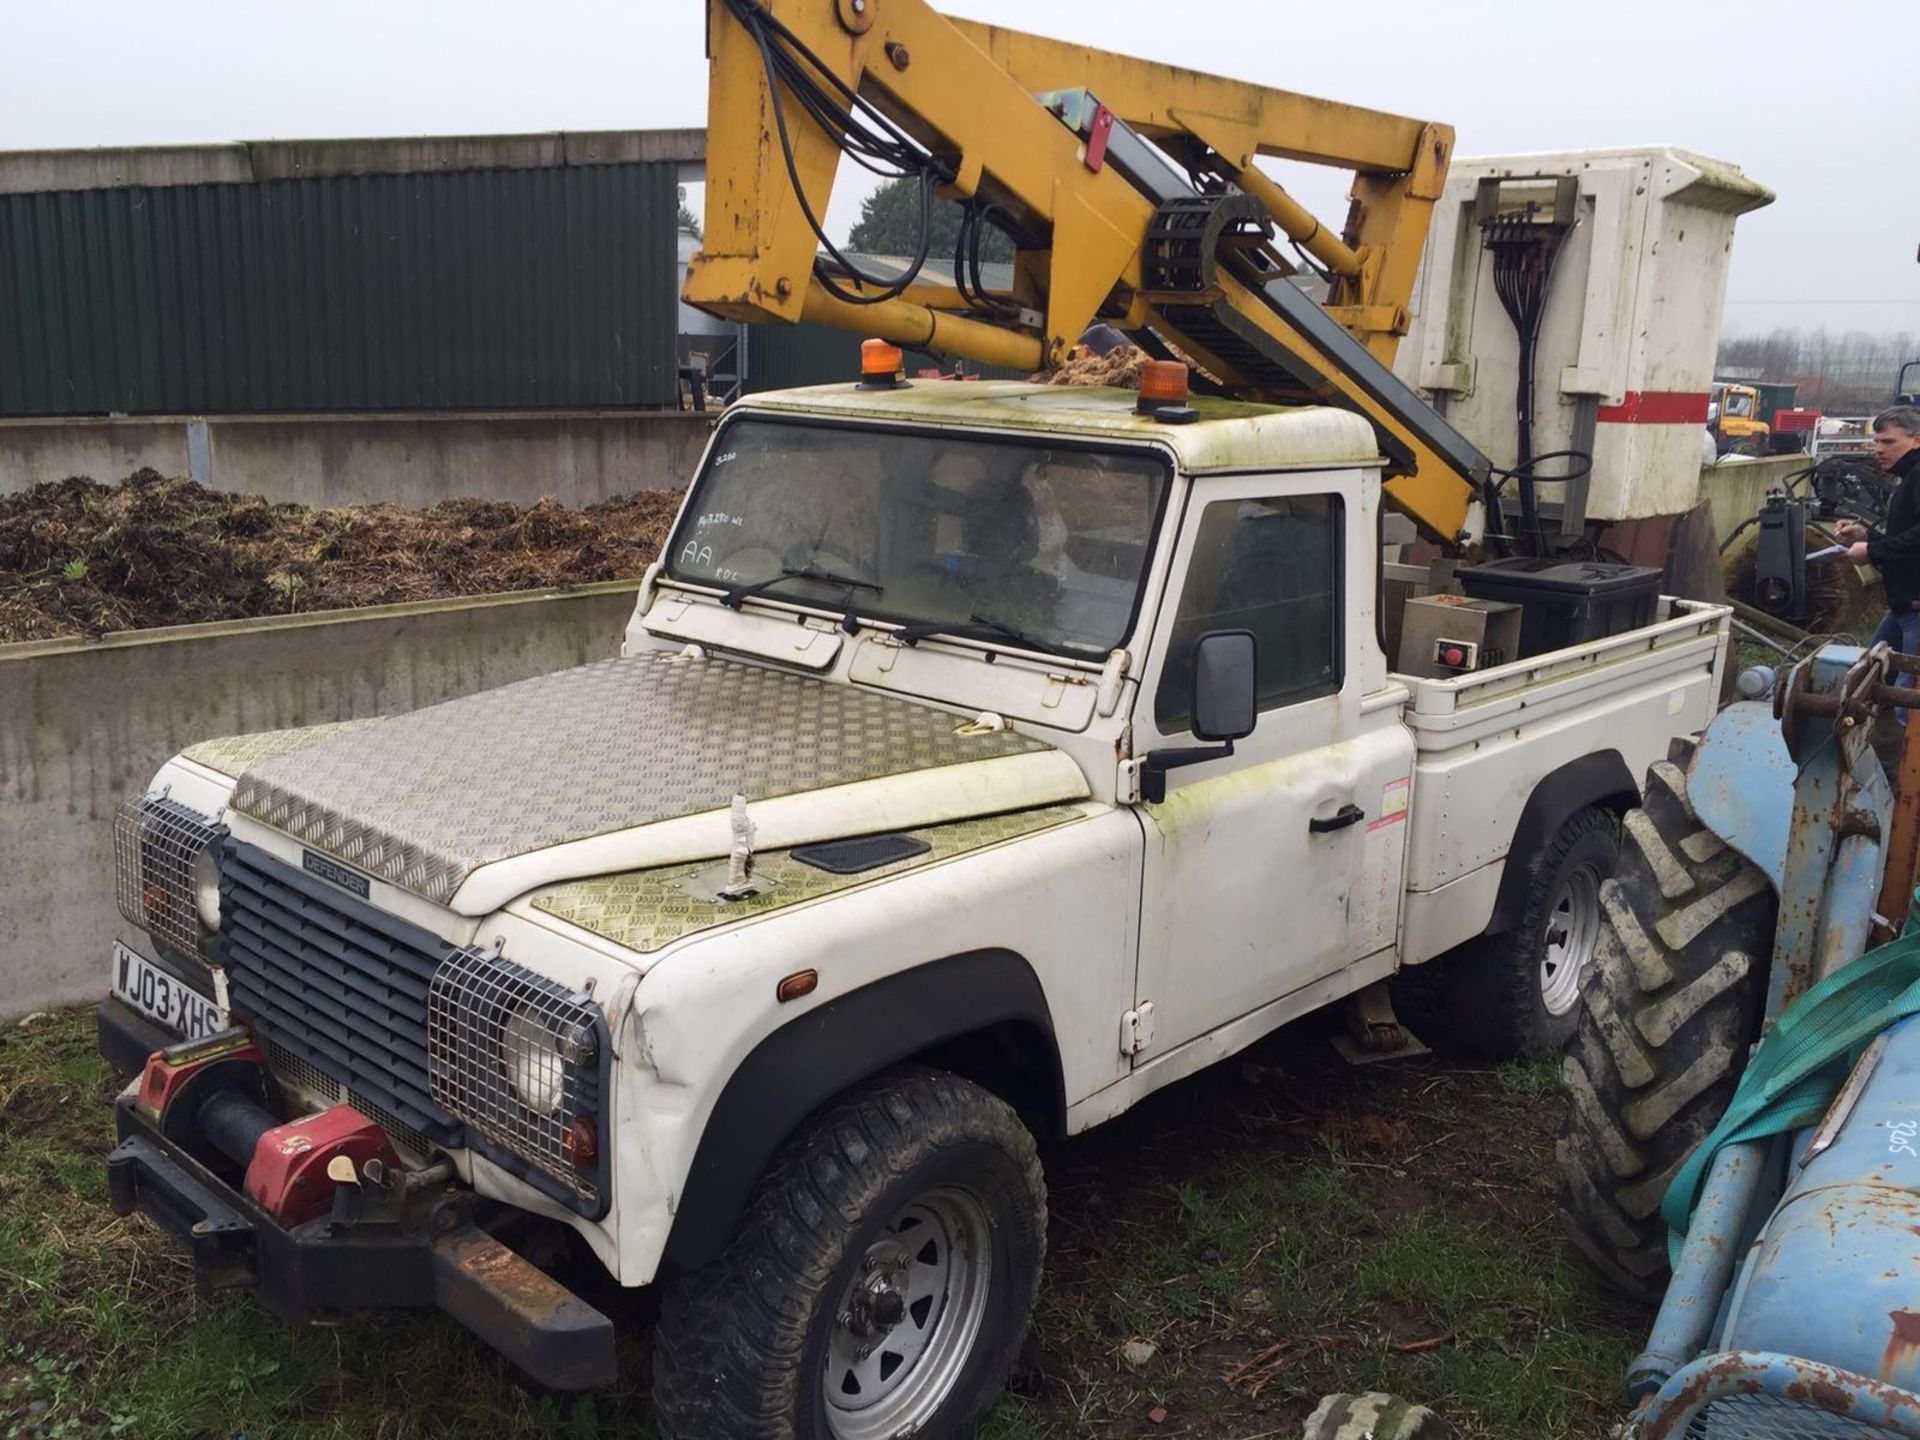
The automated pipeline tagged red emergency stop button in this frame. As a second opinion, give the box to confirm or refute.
[1442,646,1465,667]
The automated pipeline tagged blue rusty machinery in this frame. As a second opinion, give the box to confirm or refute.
[1620,642,1920,1437]
[1776,647,1920,941]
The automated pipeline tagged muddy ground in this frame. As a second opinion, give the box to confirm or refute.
[0,470,683,643]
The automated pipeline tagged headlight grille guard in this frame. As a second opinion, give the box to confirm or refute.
[113,793,223,962]
[428,947,609,1213]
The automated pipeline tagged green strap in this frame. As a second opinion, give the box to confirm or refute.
[1661,901,1920,1264]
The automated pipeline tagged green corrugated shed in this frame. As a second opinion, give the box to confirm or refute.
[0,162,679,415]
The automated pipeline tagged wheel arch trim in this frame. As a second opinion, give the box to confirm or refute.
[658,948,1062,1275]
[1485,749,1640,934]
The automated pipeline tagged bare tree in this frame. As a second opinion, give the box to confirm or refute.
[1717,327,1917,412]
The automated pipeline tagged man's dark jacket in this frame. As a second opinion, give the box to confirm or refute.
[1868,449,1920,612]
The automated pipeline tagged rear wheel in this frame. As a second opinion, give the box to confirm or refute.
[1556,741,1772,1299]
[1442,806,1621,1060]
[652,1068,1046,1440]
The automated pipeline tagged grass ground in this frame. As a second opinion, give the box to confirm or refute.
[0,1009,1645,1440]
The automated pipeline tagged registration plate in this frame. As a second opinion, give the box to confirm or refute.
[110,941,225,1041]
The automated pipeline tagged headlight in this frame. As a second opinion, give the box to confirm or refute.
[114,793,220,956]
[430,949,608,1212]
[193,846,222,932]
[503,1009,565,1114]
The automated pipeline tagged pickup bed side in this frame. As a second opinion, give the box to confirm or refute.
[1397,599,1730,965]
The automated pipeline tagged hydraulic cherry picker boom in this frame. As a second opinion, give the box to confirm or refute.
[686,0,1492,541]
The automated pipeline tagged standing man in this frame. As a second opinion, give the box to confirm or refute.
[1840,406,1920,665]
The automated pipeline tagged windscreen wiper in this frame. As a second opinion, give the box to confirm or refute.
[722,565,883,611]
[894,611,1054,653]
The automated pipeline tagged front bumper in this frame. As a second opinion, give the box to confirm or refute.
[107,1095,616,1390]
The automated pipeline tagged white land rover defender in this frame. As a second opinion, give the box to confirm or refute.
[100,375,1729,1438]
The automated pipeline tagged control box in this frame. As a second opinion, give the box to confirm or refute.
[1395,147,1772,528]
[1396,594,1523,679]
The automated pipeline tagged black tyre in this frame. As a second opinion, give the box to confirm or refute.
[652,1067,1046,1440]
[1442,805,1622,1060]
[1556,742,1772,1300]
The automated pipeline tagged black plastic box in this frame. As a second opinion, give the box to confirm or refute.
[1456,558,1663,659]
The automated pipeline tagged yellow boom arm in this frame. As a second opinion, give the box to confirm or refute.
[944,18,1452,366]
[687,0,1482,540]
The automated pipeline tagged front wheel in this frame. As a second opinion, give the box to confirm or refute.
[652,1068,1047,1440]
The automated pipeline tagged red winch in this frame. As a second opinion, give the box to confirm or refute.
[243,1105,400,1225]
[136,1034,400,1226]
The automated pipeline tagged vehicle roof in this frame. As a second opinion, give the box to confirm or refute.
[731,380,1382,473]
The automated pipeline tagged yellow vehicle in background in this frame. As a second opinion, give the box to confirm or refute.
[1710,381,1770,455]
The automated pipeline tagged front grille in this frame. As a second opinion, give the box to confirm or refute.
[263,1037,344,1104]
[262,1035,439,1159]
[348,1090,434,1159]
[220,839,461,1146]
[224,839,606,1216]
[114,794,221,959]
[429,947,607,1210]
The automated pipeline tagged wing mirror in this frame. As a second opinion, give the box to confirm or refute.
[1190,629,1257,742]
[1141,629,1257,803]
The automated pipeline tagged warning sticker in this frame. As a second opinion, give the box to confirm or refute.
[1356,779,1412,952]
[1357,818,1404,950]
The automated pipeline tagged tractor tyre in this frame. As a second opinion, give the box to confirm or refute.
[1556,739,1772,1301]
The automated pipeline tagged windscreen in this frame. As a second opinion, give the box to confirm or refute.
[666,417,1171,656]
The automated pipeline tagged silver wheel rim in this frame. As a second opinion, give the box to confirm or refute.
[1541,863,1603,1016]
[823,1185,994,1439]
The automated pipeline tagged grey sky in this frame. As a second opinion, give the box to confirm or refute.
[3,0,1912,337]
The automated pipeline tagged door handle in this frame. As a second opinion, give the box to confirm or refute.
[1309,803,1366,834]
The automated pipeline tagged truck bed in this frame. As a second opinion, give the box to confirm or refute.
[1391,598,1731,965]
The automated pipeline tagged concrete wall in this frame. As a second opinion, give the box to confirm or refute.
[0,419,189,490]
[1697,455,1811,543]
[0,410,712,507]
[0,421,1801,530]
[0,582,640,1019]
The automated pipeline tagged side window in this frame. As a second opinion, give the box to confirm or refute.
[1154,494,1343,733]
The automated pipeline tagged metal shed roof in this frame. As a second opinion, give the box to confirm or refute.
[0,128,706,195]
